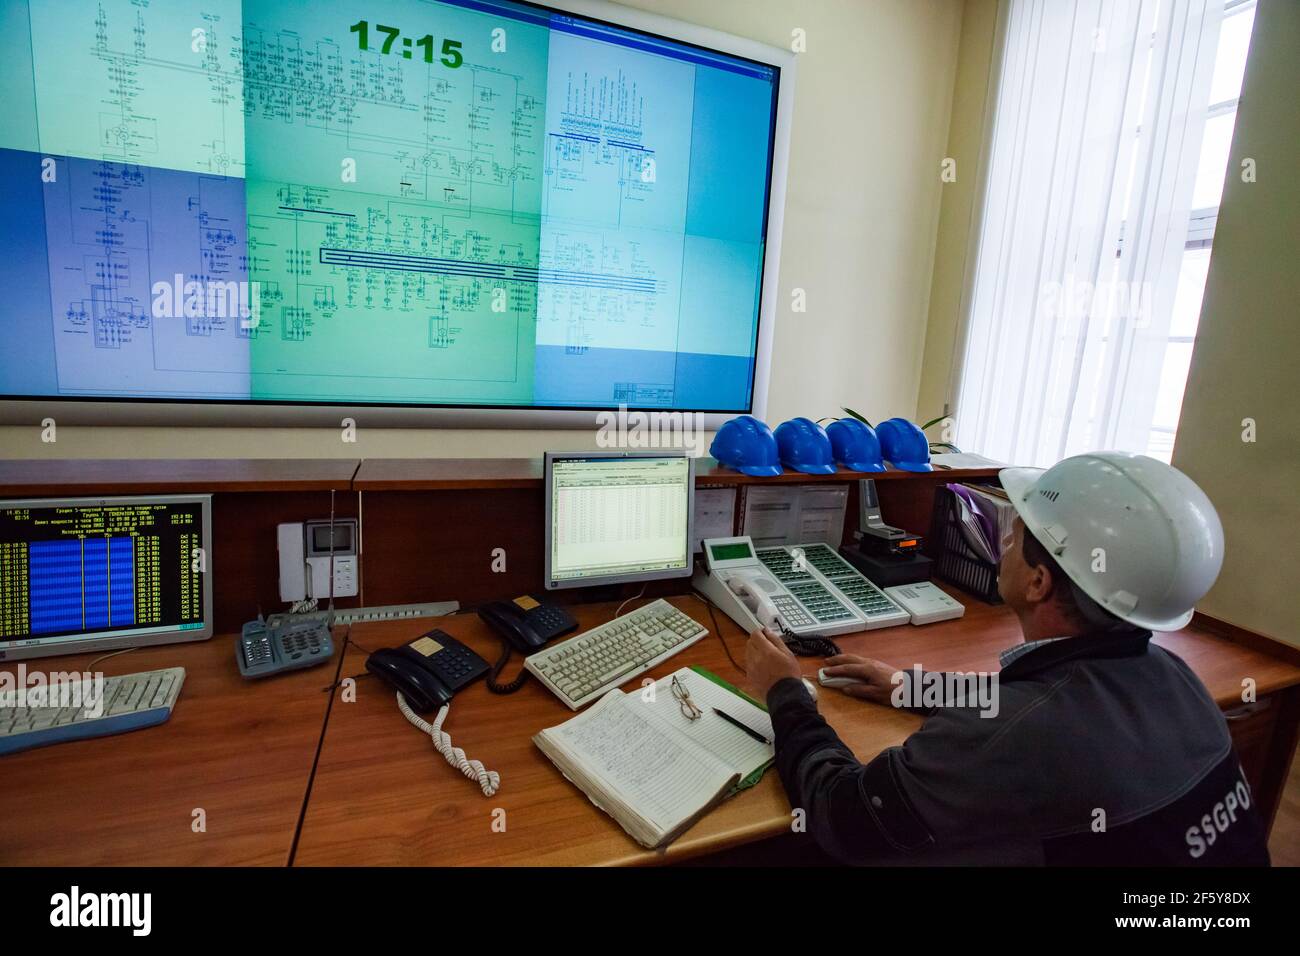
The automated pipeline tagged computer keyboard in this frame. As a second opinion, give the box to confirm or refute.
[0,667,185,756]
[524,599,708,709]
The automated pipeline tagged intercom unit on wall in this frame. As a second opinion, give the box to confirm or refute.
[277,519,359,603]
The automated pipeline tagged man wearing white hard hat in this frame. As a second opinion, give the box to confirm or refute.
[746,452,1270,865]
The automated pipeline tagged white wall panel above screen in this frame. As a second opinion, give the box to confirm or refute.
[0,0,794,428]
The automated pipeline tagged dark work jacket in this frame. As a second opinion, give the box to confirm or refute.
[768,630,1270,865]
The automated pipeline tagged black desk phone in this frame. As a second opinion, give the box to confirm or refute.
[477,595,578,693]
[477,595,578,650]
[366,629,490,711]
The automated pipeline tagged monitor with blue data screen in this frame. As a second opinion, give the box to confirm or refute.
[0,495,214,661]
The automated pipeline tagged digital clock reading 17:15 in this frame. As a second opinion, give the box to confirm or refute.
[349,20,464,67]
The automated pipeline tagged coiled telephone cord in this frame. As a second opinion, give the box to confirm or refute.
[395,692,501,797]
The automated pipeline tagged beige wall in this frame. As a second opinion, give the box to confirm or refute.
[913,0,999,425]
[0,0,963,460]
[1170,0,1300,647]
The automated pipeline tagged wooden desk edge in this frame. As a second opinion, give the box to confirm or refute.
[1192,611,1300,668]
[297,595,1300,867]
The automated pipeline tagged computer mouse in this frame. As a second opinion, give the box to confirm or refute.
[818,667,867,690]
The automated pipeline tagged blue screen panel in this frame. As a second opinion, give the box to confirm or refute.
[28,539,84,635]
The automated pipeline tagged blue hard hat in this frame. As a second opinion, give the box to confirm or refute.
[774,417,837,475]
[710,416,782,477]
[826,418,886,472]
[876,417,933,472]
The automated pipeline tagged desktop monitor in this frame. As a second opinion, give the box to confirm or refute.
[0,495,214,661]
[0,0,794,428]
[544,451,694,589]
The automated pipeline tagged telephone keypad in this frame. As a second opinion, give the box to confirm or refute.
[521,601,581,643]
[416,630,491,693]
[773,595,814,628]
[237,618,334,679]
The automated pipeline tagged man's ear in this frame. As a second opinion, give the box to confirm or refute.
[1024,561,1054,604]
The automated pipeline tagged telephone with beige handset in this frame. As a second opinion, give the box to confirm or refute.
[692,536,837,656]
[693,536,910,653]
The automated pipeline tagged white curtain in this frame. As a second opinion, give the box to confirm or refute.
[954,0,1222,466]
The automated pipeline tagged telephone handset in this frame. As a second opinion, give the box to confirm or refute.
[477,596,578,651]
[694,536,814,634]
[477,596,578,693]
[365,629,490,710]
[724,569,839,655]
[725,573,783,630]
[364,630,500,797]
[692,536,843,657]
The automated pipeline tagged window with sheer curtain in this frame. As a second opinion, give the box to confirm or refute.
[953,0,1255,467]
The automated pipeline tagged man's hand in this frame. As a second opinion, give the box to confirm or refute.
[745,627,803,699]
[822,654,900,705]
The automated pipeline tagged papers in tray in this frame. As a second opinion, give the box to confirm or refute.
[930,452,1005,469]
[947,482,1016,563]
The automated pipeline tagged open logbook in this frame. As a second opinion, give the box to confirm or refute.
[533,667,775,849]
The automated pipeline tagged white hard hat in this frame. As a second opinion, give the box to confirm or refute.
[999,452,1224,632]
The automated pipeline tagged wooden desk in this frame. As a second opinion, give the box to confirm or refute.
[0,635,342,865]
[292,591,1300,866]
[5,458,1296,865]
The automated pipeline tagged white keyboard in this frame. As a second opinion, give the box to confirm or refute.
[0,667,185,756]
[525,599,708,709]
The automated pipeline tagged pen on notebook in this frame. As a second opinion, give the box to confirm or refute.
[712,707,770,745]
